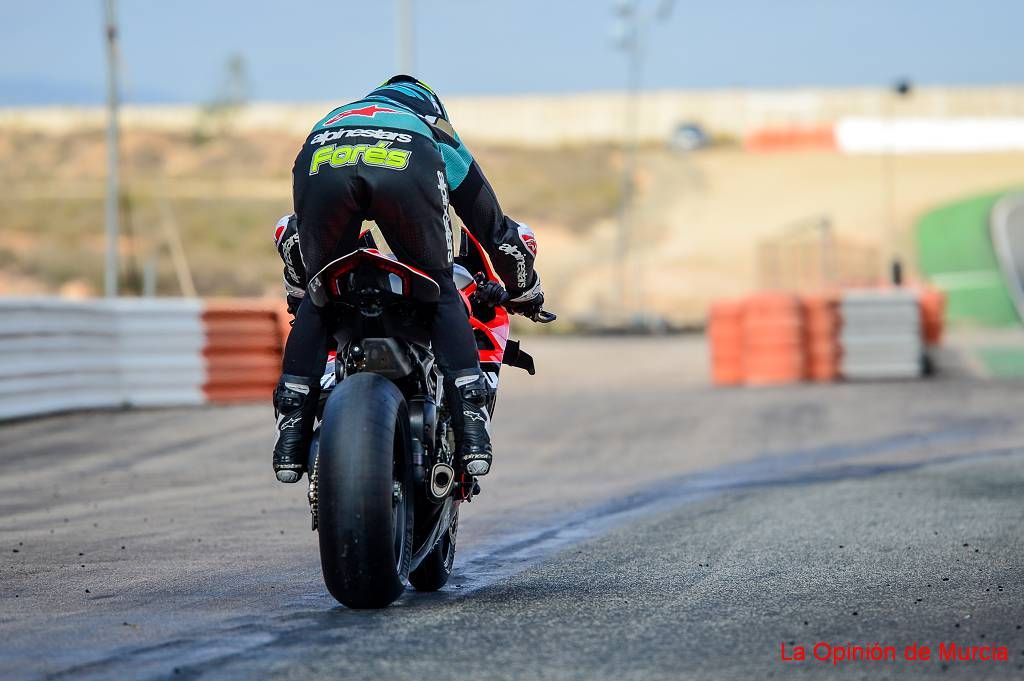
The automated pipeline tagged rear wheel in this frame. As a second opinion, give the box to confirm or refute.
[316,372,414,608]
[409,509,458,591]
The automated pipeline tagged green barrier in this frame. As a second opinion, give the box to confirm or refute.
[915,190,1021,327]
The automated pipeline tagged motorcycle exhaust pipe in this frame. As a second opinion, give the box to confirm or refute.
[429,463,455,501]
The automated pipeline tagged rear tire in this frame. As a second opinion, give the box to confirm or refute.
[409,509,458,591]
[317,372,414,608]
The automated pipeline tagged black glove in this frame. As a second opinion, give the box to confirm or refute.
[507,295,544,318]
[471,272,549,321]
[471,277,508,307]
[506,272,545,316]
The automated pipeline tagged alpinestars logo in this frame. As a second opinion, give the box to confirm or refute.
[498,243,528,288]
[277,414,302,431]
[310,128,413,146]
[322,104,399,127]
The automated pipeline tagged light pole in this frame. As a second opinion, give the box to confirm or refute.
[883,77,912,285]
[103,0,121,298]
[396,0,414,73]
[610,0,673,317]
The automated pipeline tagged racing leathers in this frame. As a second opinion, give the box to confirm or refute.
[272,75,542,483]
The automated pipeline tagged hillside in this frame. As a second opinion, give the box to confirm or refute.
[5,125,1024,323]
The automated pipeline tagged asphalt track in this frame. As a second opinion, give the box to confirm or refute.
[2,337,1023,680]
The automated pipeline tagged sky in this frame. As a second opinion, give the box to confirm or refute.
[1,1,1023,105]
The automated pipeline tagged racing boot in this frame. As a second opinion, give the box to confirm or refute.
[272,374,318,483]
[449,369,493,476]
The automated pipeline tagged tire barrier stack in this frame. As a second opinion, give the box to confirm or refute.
[111,298,206,407]
[707,288,944,386]
[918,288,946,346]
[202,301,286,403]
[0,299,122,420]
[802,294,841,382]
[0,298,290,421]
[707,300,744,386]
[742,293,806,386]
[839,289,924,380]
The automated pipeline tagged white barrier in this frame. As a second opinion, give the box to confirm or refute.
[840,290,923,379]
[109,299,206,408]
[0,298,205,420]
[836,117,1024,154]
[0,300,120,419]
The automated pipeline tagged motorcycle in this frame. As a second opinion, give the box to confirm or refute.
[303,227,555,609]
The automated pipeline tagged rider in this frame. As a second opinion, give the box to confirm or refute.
[272,75,544,484]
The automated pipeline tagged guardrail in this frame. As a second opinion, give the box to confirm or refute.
[0,298,288,421]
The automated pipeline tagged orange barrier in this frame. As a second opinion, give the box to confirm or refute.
[745,125,837,153]
[801,293,841,382]
[741,293,806,385]
[202,301,286,404]
[707,300,744,386]
[918,288,946,346]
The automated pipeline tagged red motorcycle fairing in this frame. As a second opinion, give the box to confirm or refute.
[307,248,441,307]
[455,227,511,385]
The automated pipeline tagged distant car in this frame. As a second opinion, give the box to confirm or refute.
[669,122,710,152]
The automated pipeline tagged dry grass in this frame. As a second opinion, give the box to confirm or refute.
[0,129,621,298]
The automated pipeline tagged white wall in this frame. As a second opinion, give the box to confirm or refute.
[4,86,1024,146]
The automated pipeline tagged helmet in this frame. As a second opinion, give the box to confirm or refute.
[370,75,450,121]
